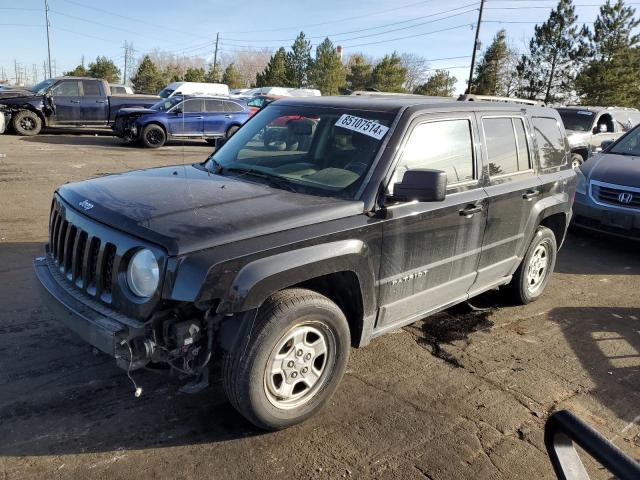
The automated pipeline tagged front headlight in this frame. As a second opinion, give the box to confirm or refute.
[127,249,159,298]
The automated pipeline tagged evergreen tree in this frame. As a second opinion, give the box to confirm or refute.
[63,65,88,77]
[370,53,407,92]
[205,63,222,83]
[131,56,165,94]
[473,30,514,96]
[346,54,373,91]
[184,67,206,82]
[310,38,346,95]
[413,70,457,96]
[222,63,244,88]
[255,47,289,86]
[87,56,121,83]
[575,0,640,106]
[286,32,312,88]
[516,0,584,103]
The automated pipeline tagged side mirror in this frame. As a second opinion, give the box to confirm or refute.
[600,140,614,151]
[391,169,447,202]
[596,123,608,134]
[173,107,182,115]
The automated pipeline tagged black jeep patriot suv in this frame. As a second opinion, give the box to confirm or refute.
[34,96,576,430]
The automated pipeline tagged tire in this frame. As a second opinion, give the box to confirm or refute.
[226,125,240,139]
[12,110,42,136]
[222,288,350,430]
[571,153,584,169]
[141,124,166,148]
[505,226,557,305]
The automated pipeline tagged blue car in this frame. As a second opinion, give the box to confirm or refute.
[112,95,252,148]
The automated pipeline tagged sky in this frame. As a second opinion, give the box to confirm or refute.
[0,0,628,94]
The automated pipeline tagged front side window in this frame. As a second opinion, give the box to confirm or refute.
[393,119,474,187]
[532,117,567,169]
[483,117,519,176]
[206,105,395,199]
[151,96,183,111]
[52,80,80,97]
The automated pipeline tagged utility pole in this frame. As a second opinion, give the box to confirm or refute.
[213,32,219,79]
[466,0,485,94]
[44,0,53,78]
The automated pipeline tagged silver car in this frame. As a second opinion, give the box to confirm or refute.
[556,106,640,168]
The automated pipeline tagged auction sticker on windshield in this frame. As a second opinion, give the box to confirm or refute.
[335,114,389,140]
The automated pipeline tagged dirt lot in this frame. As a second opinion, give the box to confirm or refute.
[0,132,638,479]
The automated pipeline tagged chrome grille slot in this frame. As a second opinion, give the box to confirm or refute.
[591,181,640,209]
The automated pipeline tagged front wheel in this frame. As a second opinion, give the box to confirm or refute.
[571,153,584,169]
[222,289,350,430]
[12,110,42,136]
[141,124,166,148]
[505,226,557,304]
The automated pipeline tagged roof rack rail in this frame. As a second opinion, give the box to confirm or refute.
[458,94,545,106]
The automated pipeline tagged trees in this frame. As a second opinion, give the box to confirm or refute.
[222,63,245,89]
[473,29,516,96]
[131,56,165,94]
[399,53,429,92]
[516,0,584,103]
[346,53,373,91]
[370,53,407,92]
[184,67,206,82]
[414,70,457,97]
[575,0,640,106]
[205,63,222,83]
[311,38,346,95]
[286,32,312,88]
[63,65,88,77]
[255,47,289,87]
[87,56,121,83]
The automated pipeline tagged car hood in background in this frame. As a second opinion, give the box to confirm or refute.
[57,165,364,255]
[582,152,640,187]
[115,107,157,117]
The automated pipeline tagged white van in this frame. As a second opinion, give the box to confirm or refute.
[158,82,229,98]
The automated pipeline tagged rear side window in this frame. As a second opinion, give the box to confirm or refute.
[111,86,125,94]
[224,101,245,113]
[82,80,101,96]
[483,118,519,176]
[182,99,203,113]
[205,99,225,112]
[532,117,567,169]
[396,119,474,184]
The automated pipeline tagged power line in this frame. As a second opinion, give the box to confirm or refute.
[344,23,473,48]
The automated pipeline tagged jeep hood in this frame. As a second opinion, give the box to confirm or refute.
[0,90,38,101]
[57,165,364,255]
[582,152,640,187]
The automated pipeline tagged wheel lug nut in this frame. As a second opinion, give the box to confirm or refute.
[291,371,298,378]
[296,349,303,357]
[305,353,312,360]
[301,367,308,374]
[287,361,294,367]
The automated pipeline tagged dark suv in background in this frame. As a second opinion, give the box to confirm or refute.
[34,97,576,430]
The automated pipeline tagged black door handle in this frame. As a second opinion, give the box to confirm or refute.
[224,115,232,118]
[523,190,541,200]
[459,205,483,217]
[95,100,107,104]
[70,100,80,104]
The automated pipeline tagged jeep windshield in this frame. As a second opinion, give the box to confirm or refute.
[610,125,640,156]
[150,96,183,111]
[557,109,595,132]
[29,79,56,95]
[206,105,395,199]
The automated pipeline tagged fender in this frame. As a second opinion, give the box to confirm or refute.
[218,239,376,316]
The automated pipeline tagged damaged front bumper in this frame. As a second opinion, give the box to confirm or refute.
[33,255,146,367]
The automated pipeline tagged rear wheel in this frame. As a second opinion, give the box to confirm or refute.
[222,288,350,430]
[226,125,240,139]
[141,124,166,148]
[505,226,557,304]
[12,110,42,136]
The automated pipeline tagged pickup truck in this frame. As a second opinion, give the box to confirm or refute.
[34,96,575,430]
[0,77,158,136]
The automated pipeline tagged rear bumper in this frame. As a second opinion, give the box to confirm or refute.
[33,255,145,357]
[573,192,640,240]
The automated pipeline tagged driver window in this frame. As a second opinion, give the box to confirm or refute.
[596,114,614,133]
[52,81,80,97]
[390,119,474,192]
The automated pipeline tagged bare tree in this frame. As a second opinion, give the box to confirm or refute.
[399,53,430,92]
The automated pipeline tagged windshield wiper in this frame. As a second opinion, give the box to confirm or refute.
[224,167,298,193]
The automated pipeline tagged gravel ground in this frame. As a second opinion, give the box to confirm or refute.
[0,132,638,479]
